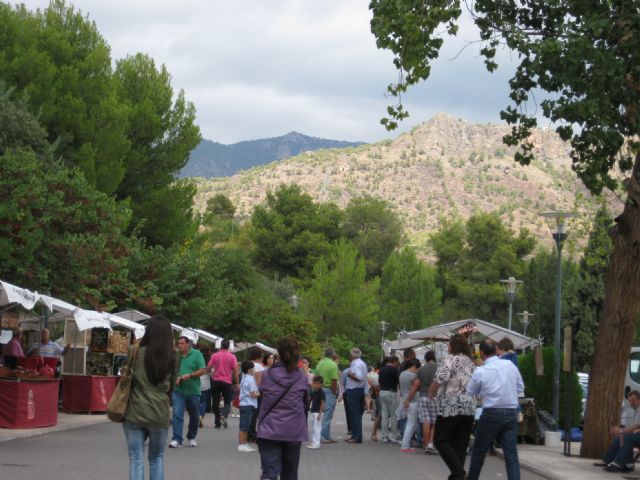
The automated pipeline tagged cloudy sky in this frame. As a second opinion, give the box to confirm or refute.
[16,0,519,144]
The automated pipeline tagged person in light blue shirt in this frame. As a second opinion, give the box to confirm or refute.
[467,338,524,480]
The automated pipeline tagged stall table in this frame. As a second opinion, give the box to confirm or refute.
[62,375,118,413]
[0,377,60,428]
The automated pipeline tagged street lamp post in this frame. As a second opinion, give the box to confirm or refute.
[500,276,523,331]
[541,211,576,423]
[518,310,534,336]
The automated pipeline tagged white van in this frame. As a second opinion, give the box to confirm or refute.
[622,346,640,425]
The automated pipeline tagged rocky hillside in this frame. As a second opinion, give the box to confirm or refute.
[179,131,364,178]
[192,114,623,250]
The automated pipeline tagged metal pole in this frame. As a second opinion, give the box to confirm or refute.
[552,243,563,422]
[508,301,513,331]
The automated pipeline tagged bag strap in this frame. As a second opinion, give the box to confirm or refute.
[259,369,298,421]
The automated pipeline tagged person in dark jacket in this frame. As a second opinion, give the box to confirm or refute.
[257,336,309,480]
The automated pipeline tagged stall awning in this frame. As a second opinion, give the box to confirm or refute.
[0,281,41,310]
[409,319,542,350]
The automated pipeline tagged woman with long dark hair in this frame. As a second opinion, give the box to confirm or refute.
[122,315,179,480]
[428,334,476,480]
[257,336,309,480]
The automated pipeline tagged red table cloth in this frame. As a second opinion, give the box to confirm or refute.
[62,375,118,412]
[0,378,59,428]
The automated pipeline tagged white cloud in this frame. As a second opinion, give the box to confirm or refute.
[12,0,520,143]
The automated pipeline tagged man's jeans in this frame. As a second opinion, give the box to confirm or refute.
[605,432,640,466]
[321,388,337,441]
[123,420,168,480]
[171,391,200,444]
[468,408,520,480]
[379,390,398,439]
[346,388,365,443]
[211,380,235,427]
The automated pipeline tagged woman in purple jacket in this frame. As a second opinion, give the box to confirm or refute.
[257,336,309,480]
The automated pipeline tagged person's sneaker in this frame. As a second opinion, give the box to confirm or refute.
[188,439,197,447]
[603,463,621,472]
[400,448,416,453]
[169,440,181,448]
[382,437,390,443]
[237,444,250,452]
[306,444,320,449]
[222,416,228,428]
[390,436,402,444]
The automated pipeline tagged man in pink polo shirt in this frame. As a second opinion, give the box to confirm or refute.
[207,339,238,429]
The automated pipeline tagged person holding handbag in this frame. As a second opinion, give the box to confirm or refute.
[257,336,309,480]
[122,315,179,480]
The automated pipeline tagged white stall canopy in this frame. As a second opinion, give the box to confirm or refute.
[409,319,542,351]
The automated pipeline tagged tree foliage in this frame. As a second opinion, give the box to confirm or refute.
[250,184,343,279]
[342,196,403,278]
[0,0,129,194]
[429,212,536,323]
[379,247,442,331]
[114,53,201,246]
[302,239,380,344]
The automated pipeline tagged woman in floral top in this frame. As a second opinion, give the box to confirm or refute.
[428,334,476,480]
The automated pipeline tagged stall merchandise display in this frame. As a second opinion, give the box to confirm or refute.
[107,330,130,354]
[86,352,114,376]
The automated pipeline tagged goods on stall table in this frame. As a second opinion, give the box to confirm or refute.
[107,330,130,354]
[90,328,109,352]
[86,352,114,376]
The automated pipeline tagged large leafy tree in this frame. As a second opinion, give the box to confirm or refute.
[342,196,403,279]
[302,239,380,346]
[0,0,129,194]
[0,96,134,310]
[379,247,442,332]
[114,53,201,246]
[250,184,343,279]
[430,212,536,323]
[370,0,640,456]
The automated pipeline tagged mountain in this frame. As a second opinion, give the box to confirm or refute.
[178,131,365,178]
[192,113,622,249]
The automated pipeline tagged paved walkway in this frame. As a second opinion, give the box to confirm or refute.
[0,407,545,480]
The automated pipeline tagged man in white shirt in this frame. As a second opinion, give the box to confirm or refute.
[467,338,524,480]
[345,347,368,444]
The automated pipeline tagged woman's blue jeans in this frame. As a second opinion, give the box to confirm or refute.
[122,420,169,480]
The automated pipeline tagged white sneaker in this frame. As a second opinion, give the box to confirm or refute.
[306,444,320,449]
[188,439,197,447]
[169,440,181,448]
[237,444,255,452]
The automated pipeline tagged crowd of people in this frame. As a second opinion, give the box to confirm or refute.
[121,316,526,480]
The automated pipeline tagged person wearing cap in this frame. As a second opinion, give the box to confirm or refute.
[315,347,339,443]
[345,347,368,444]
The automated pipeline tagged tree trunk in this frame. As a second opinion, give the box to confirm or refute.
[581,154,640,458]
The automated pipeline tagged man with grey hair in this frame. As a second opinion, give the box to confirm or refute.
[315,347,339,443]
[345,347,368,444]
